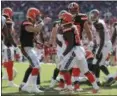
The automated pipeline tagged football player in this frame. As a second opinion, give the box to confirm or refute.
[104,22,117,86]
[89,9,113,86]
[56,12,99,94]
[19,7,44,93]
[2,7,18,87]
[68,2,97,91]
[49,10,68,89]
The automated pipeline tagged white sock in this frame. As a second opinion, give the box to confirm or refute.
[72,76,79,83]
[92,81,99,89]
[67,85,73,90]
[3,69,8,78]
[24,74,33,87]
[96,78,100,82]
[32,75,38,88]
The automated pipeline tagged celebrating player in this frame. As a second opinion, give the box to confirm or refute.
[19,7,44,93]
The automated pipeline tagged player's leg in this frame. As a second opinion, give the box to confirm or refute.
[104,72,117,86]
[50,67,59,88]
[74,46,99,93]
[2,42,8,80]
[99,41,113,80]
[3,46,18,87]
[71,65,83,91]
[57,51,75,93]
[21,47,43,93]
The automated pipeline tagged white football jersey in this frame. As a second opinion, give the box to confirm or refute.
[94,19,110,44]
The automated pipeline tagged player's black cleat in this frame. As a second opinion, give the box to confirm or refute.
[38,86,45,91]
[19,84,24,91]
[103,77,116,87]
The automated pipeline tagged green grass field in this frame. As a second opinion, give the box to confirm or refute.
[2,62,117,96]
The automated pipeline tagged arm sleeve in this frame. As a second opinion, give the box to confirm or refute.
[97,23,105,54]
[111,26,117,45]
[63,31,75,56]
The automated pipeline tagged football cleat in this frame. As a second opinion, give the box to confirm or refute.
[92,88,99,94]
[60,88,74,94]
[54,87,65,91]
[49,78,57,88]
[21,86,31,93]
[8,81,19,88]
[74,88,83,92]
[30,87,44,93]
[103,77,116,86]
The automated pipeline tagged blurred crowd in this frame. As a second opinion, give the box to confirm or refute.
[2,1,117,21]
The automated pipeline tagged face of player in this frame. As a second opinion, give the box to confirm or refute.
[32,15,40,24]
[68,8,79,16]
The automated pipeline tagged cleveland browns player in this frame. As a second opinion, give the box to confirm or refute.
[19,7,44,93]
[67,2,96,91]
[2,7,18,87]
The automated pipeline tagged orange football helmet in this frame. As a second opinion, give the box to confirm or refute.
[26,7,40,21]
[2,7,13,18]
[59,12,73,23]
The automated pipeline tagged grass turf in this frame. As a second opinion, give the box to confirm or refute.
[2,62,117,95]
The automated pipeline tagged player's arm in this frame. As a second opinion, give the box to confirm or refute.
[96,23,105,55]
[63,31,75,56]
[5,20,17,47]
[41,25,49,42]
[49,21,59,47]
[111,25,117,45]
[49,27,57,46]
[84,21,93,41]
[25,22,41,33]
[2,23,9,41]
[7,27,17,47]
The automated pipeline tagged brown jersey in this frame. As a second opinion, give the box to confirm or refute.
[20,20,34,47]
[74,13,88,39]
[3,17,17,47]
